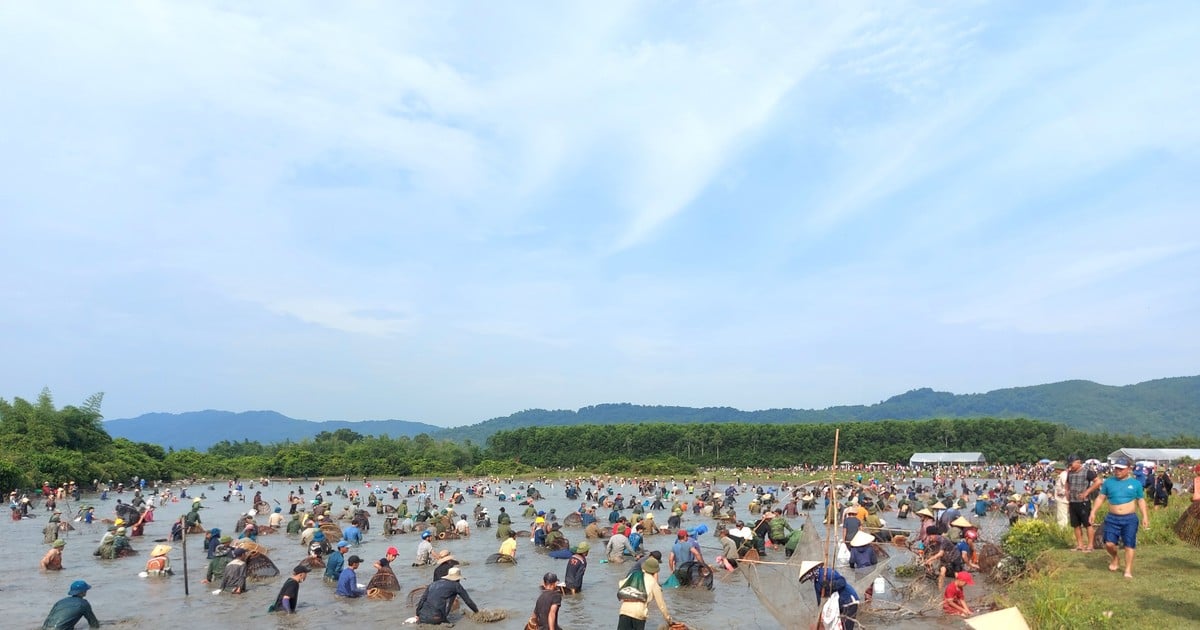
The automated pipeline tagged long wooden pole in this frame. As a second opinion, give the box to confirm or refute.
[816,428,841,629]
[181,518,190,596]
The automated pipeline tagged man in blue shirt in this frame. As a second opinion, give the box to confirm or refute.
[342,523,362,546]
[1089,457,1151,578]
[42,580,99,629]
[800,561,859,630]
[335,555,366,597]
[324,540,349,584]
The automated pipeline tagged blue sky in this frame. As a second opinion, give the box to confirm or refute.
[1,2,1196,427]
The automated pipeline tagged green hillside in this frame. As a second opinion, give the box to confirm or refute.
[435,376,1200,444]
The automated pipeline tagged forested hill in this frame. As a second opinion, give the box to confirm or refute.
[437,376,1199,445]
[105,410,441,450]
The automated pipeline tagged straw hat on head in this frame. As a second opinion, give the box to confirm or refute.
[930,501,947,510]
[965,606,1031,630]
[951,516,975,529]
[444,566,464,581]
[436,549,455,564]
[849,531,875,547]
[915,508,935,518]
[797,560,824,582]
[151,544,172,557]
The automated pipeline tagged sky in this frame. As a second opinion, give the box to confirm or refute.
[1,2,1197,428]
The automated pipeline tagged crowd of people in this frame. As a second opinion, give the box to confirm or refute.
[16,458,1200,629]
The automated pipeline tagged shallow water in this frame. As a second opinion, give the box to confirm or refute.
[4,478,1017,629]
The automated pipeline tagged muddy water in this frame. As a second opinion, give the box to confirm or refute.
[3,479,1017,629]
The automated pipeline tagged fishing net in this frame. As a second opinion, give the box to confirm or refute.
[245,553,280,579]
[467,609,508,623]
[233,540,269,556]
[486,553,517,564]
[741,529,819,624]
[742,514,896,627]
[1174,501,1200,546]
[366,567,401,591]
[367,587,395,600]
[319,522,343,544]
[405,585,426,607]
[562,512,582,527]
[115,504,140,523]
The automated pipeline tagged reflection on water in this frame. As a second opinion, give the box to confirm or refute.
[3,478,1015,629]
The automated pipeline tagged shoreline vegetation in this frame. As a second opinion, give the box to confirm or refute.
[7,389,1200,628]
[5,388,1200,488]
[999,501,1199,629]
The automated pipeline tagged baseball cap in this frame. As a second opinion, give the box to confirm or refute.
[336,540,350,549]
[386,546,399,556]
[956,571,975,585]
[1113,457,1131,469]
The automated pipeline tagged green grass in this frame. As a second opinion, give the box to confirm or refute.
[1000,499,1200,629]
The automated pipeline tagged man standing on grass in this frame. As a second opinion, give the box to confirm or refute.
[1090,457,1150,578]
[1067,455,1097,551]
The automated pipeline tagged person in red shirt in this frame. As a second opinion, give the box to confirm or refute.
[943,571,973,616]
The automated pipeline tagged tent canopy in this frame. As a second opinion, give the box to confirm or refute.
[908,452,986,466]
[1107,448,1200,464]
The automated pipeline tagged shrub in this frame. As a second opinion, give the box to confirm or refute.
[1001,518,1072,565]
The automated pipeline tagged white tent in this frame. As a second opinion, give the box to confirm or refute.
[908,452,986,466]
[1107,448,1200,465]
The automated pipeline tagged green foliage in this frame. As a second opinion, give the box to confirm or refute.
[484,418,1184,468]
[1001,519,1072,565]
[470,459,531,476]
[0,390,163,489]
[0,458,28,491]
[1006,568,1112,630]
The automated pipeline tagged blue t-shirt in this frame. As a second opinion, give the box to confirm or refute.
[336,567,363,597]
[1101,476,1144,506]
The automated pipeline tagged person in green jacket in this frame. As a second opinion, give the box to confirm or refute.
[203,536,233,584]
[42,580,99,630]
[784,528,804,558]
[766,511,794,546]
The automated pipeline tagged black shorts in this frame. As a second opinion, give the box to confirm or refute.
[1068,502,1092,528]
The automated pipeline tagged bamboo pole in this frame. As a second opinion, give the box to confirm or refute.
[181,518,190,596]
[815,428,841,629]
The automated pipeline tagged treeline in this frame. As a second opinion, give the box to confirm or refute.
[483,418,1200,468]
[6,391,1200,490]
[163,428,486,479]
[0,390,169,490]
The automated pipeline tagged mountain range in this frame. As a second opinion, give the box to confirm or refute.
[104,410,441,450]
[105,375,1199,450]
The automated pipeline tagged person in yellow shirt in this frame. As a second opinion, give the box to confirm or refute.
[498,530,518,560]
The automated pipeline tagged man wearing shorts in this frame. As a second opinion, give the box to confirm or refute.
[1089,457,1150,578]
[1066,455,1096,551]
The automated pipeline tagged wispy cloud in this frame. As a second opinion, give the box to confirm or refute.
[0,2,1196,424]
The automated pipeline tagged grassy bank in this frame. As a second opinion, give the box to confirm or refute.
[1000,500,1199,629]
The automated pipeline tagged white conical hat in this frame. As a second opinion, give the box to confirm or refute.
[797,560,823,581]
[849,531,875,547]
